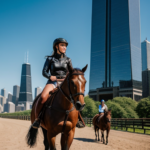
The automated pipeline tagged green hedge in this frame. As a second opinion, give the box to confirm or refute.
[1,96,150,119]
[0,110,31,116]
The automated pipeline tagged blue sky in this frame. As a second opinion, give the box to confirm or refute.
[0,0,149,98]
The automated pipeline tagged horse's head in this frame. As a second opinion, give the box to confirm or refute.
[104,109,111,122]
[67,64,88,111]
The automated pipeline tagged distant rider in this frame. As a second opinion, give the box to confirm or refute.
[98,99,108,122]
[99,99,108,114]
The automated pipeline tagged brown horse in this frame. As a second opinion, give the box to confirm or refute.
[26,64,88,150]
[92,109,111,145]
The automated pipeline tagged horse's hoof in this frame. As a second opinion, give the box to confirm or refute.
[98,139,100,141]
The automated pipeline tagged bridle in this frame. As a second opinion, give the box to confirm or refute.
[47,71,85,134]
[58,72,85,105]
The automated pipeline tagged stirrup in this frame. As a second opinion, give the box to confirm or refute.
[76,120,85,128]
[32,118,40,129]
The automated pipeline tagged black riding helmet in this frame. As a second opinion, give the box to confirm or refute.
[53,38,68,54]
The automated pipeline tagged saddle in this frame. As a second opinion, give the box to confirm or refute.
[40,87,59,121]
[97,113,104,123]
[49,87,59,96]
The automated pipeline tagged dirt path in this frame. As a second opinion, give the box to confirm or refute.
[0,118,150,150]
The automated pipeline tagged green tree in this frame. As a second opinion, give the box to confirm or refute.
[136,97,150,118]
[82,96,98,118]
[105,97,139,118]
[106,100,128,118]
[112,97,137,110]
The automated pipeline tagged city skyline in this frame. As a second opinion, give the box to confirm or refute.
[0,0,150,98]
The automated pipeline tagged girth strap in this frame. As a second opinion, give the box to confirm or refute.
[46,104,75,134]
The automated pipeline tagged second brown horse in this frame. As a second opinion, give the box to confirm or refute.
[92,109,111,145]
[26,64,88,150]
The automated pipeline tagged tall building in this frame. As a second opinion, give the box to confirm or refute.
[141,40,150,71]
[0,96,6,107]
[12,85,20,106]
[89,0,142,101]
[16,104,25,112]
[4,102,15,113]
[18,63,33,110]
[1,88,6,98]
[142,69,150,98]
[35,87,42,98]
[0,95,2,105]
[0,104,3,113]
[7,92,13,102]
[141,40,150,98]
[13,85,20,98]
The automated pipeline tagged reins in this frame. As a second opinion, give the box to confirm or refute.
[46,71,85,134]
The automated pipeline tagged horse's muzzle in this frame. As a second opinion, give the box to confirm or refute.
[75,101,85,111]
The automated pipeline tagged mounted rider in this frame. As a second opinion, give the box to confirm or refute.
[98,99,108,122]
[32,38,85,129]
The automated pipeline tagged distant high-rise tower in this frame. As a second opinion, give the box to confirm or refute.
[141,40,150,71]
[18,52,33,110]
[35,87,42,98]
[18,63,33,102]
[89,0,142,101]
[141,39,150,98]
[12,85,20,106]
[7,92,13,102]
[1,88,6,98]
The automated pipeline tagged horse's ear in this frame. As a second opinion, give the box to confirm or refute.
[104,109,106,114]
[108,109,111,112]
[82,64,88,73]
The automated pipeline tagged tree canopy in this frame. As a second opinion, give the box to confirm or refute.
[136,97,150,118]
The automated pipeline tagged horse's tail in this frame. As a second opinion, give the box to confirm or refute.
[26,125,39,147]
[26,93,41,147]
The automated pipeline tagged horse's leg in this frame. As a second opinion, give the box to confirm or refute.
[106,129,110,145]
[94,126,97,141]
[103,130,105,144]
[101,130,103,142]
[61,127,75,150]
[97,128,100,141]
[41,127,50,150]
[47,131,56,150]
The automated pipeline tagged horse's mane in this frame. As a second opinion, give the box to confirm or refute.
[73,68,82,72]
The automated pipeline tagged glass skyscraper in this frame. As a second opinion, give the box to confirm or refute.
[141,40,150,71]
[141,39,150,98]
[18,63,33,110]
[19,63,33,102]
[89,0,142,101]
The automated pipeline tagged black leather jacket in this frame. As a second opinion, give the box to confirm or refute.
[42,52,73,80]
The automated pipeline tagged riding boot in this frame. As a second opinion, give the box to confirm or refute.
[32,96,45,129]
[76,111,85,128]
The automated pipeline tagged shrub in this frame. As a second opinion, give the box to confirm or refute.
[81,96,98,118]
[136,97,150,118]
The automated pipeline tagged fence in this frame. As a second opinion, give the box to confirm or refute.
[111,118,150,134]
[0,115,150,134]
[0,115,31,120]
